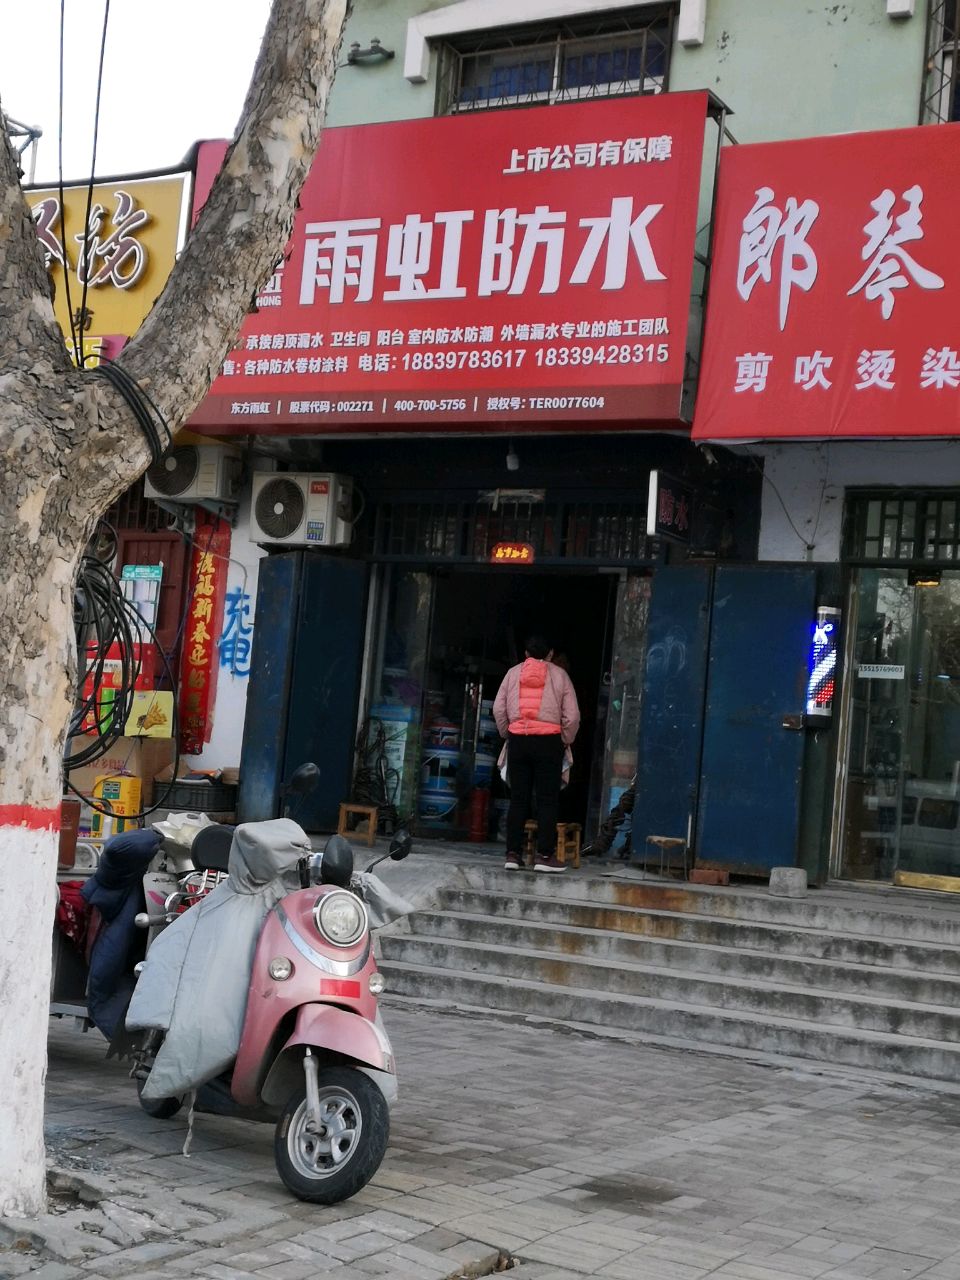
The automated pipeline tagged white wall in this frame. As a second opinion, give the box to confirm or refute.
[186,489,265,770]
[750,441,960,563]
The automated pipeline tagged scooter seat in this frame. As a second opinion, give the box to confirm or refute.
[191,824,235,873]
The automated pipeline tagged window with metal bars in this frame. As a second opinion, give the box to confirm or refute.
[921,0,960,123]
[846,493,960,563]
[372,497,653,564]
[434,7,675,116]
[104,476,169,534]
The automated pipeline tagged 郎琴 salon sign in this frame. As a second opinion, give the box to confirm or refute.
[693,122,960,440]
[190,92,709,434]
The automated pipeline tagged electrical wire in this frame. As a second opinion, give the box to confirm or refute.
[77,0,111,356]
[64,516,220,824]
[56,1,172,467]
[57,0,80,365]
[745,450,813,552]
[92,358,172,463]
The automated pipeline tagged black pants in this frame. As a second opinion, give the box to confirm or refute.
[506,733,564,857]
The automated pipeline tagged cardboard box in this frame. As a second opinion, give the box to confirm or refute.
[80,642,156,733]
[66,735,176,809]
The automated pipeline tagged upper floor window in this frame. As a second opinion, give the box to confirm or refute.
[921,0,960,123]
[435,6,676,116]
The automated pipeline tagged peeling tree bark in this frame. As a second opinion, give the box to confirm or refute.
[0,0,348,1217]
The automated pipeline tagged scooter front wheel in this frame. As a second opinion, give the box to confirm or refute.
[136,1074,183,1120]
[274,1066,389,1204]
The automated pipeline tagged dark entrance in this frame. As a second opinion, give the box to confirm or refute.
[426,568,616,834]
[360,562,626,842]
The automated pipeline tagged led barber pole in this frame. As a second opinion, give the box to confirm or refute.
[805,605,841,724]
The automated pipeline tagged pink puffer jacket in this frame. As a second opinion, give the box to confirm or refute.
[493,658,580,745]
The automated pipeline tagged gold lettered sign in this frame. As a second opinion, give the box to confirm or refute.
[25,174,187,356]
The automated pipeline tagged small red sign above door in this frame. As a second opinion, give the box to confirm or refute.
[490,542,535,565]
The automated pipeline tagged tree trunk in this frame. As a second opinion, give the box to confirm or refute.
[0,0,348,1216]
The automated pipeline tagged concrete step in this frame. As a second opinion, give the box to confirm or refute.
[435,887,960,975]
[405,908,960,1007]
[468,867,960,946]
[379,960,960,1083]
[378,932,960,1042]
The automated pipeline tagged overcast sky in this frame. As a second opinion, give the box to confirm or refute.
[3,1,273,184]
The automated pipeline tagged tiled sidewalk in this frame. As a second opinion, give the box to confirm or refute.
[7,1003,960,1278]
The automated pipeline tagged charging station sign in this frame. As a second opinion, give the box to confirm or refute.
[190,92,708,434]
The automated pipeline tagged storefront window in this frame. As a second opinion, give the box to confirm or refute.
[359,569,433,826]
[592,573,650,848]
[840,568,960,881]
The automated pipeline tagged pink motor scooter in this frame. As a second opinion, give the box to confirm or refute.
[133,815,411,1205]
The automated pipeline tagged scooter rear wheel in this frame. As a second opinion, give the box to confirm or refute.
[274,1066,389,1204]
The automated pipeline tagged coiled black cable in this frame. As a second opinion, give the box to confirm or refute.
[91,359,172,464]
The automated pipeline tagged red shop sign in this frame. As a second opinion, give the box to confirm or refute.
[693,122,960,441]
[178,514,231,756]
[190,92,708,435]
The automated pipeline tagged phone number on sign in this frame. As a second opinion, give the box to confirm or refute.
[394,398,468,412]
[536,343,669,366]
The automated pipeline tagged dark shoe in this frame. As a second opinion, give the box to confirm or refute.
[535,855,566,874]
[504,853,521,870]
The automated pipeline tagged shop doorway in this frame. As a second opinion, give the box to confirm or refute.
[360,565,646,844]
[428,568,614,836]
[839,568,960,888]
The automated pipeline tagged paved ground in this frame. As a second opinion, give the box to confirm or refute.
[8,1005,960,1280]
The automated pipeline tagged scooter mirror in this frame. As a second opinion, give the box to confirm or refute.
[388,828,413,861]
[318,834,354,887]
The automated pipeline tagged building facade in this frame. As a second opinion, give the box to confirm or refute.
[176,0,960,889]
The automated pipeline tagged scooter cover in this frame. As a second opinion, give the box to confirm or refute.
[81,828,162,1038]
[352,871,413,929]
[126,818,310,1100]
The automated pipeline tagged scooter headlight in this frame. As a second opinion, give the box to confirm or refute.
[312,890,368,947]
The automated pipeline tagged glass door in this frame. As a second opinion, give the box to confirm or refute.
[840,568,960,885]
[359,567,434,828]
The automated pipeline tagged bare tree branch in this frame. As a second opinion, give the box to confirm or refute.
[0,109,73,375]
[122,0,349,433]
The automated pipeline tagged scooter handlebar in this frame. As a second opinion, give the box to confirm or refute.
[134,911,172,929]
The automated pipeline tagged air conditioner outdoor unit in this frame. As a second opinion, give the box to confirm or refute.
[250,472,354,547]
[144,444,243,503]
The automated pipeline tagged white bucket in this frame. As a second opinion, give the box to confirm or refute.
[420,746,460,794]
[418,792,457,825]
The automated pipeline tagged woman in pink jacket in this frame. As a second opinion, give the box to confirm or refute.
[493,635,580,873]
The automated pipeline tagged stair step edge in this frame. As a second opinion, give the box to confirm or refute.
[405,908,960,981]
[382,934,960,1016]
[379,957,960,1046]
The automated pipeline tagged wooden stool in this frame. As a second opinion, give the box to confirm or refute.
[337,802,378,847]
[522,820,581,867]
[556,823,581,868]
[644,835,689,880]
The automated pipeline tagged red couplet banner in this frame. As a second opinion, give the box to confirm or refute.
[693,122,960,441]
[190,92,708,434]
[178,514,231,756]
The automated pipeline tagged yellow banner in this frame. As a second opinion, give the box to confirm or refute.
[26,174,187,358]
